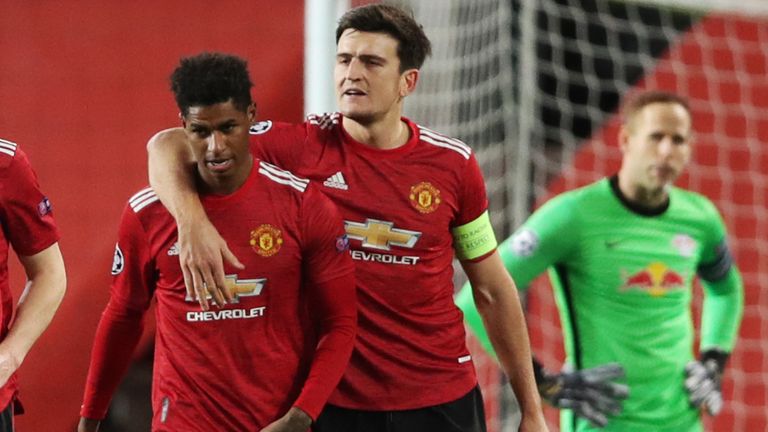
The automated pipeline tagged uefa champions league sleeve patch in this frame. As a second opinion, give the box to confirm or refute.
[510,228,539,257]
[111,243,124,275]
[249,121,273,135]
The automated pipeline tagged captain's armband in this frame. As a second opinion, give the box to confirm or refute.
[452,210,498,260]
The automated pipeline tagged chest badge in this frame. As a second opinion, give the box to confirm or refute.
[250,224,283,257]
[409,182,441,214]
[672,234,697,258]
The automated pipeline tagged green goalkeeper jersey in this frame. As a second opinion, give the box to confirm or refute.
[457,177,743,431]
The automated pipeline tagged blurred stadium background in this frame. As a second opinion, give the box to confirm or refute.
[1,0,765,430]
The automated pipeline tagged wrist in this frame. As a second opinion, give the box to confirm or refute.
[286,406,312,428]
[0,341,26,368]
[700,348,729,374]
[175,205,206,228]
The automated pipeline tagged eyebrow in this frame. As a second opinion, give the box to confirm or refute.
[190,119,238,129]
[337,52,387,63]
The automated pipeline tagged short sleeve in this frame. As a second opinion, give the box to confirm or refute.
[109,205,156,312]
[0,149,59,256]
[454,153,489,227]
[299,184,355,284]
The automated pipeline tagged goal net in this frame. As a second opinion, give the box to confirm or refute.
[400,0,768,430]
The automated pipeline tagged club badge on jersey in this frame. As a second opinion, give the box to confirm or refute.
[250,224,283,257]
[409,182,441,214]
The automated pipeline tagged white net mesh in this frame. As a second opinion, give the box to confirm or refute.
[400,0,768,430]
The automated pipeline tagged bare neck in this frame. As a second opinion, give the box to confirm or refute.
[342,110,409,150]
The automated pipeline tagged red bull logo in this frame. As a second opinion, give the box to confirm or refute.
[622,262,686,297]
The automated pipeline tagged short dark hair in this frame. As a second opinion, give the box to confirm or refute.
[622,90,691,126]
[336,4,432,72]
[170,52,253,116]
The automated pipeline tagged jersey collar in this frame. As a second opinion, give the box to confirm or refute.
[609,175,670,217]
[339,117,419,159]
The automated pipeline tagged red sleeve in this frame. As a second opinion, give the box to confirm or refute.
[80,206,155,419]
[292,272,356,420]
[292,184,357,419]
[248,121,308,172]
[456,153,496,262]
[300,185,355,284]
[454,152,489,227]
[0,148,59,256]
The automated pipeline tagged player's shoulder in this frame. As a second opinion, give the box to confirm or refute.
[248,119,303,137]
[127,187,163,215]
[0,137,22,169]
[669,186,721,217]
[530,179,605,224]
[414,122,473,162]
[255,160,310,194]
[545,180,602,208]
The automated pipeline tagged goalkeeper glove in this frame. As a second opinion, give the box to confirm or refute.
[685,348,729,416]
[533,359,629,428]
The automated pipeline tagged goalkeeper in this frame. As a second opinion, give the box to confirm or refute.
[456,90,743,431]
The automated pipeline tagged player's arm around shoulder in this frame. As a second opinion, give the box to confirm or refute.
[147,127,243,310]
[462,253,547,431]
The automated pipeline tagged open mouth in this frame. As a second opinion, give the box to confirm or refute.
[206,158,233,172]
[343,88,367,97]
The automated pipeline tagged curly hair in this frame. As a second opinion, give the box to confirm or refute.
[170,52,253,116]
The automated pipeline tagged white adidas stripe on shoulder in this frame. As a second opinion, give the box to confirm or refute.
[418,127,471,160]
[307,112,341,130]
[129,187,159,213]
[0,138,17,157]
[258,161,309,192]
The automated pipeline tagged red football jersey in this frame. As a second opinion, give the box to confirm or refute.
[0,139,59,409]
[81,160,355,430]
[249,114,490,410]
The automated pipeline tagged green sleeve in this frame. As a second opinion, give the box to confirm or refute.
[697,200,744,352]
[700,266,743,352]
[455,193,580,357]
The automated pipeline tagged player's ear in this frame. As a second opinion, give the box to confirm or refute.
[618,125,630,154]
[400,69,419,98]
[179,112,187,128]
[247,103,257,124]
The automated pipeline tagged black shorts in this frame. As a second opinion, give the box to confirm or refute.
[313,386,487,432]
[0,400,13,432]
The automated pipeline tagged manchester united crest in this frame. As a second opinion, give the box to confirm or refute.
[409,182,441,214]
[250,224,283,257]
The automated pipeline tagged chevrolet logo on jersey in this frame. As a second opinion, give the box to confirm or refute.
[344,219,421,250]
[185,274,267,303]
[185,275,268,322]
[344,219,421,265]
